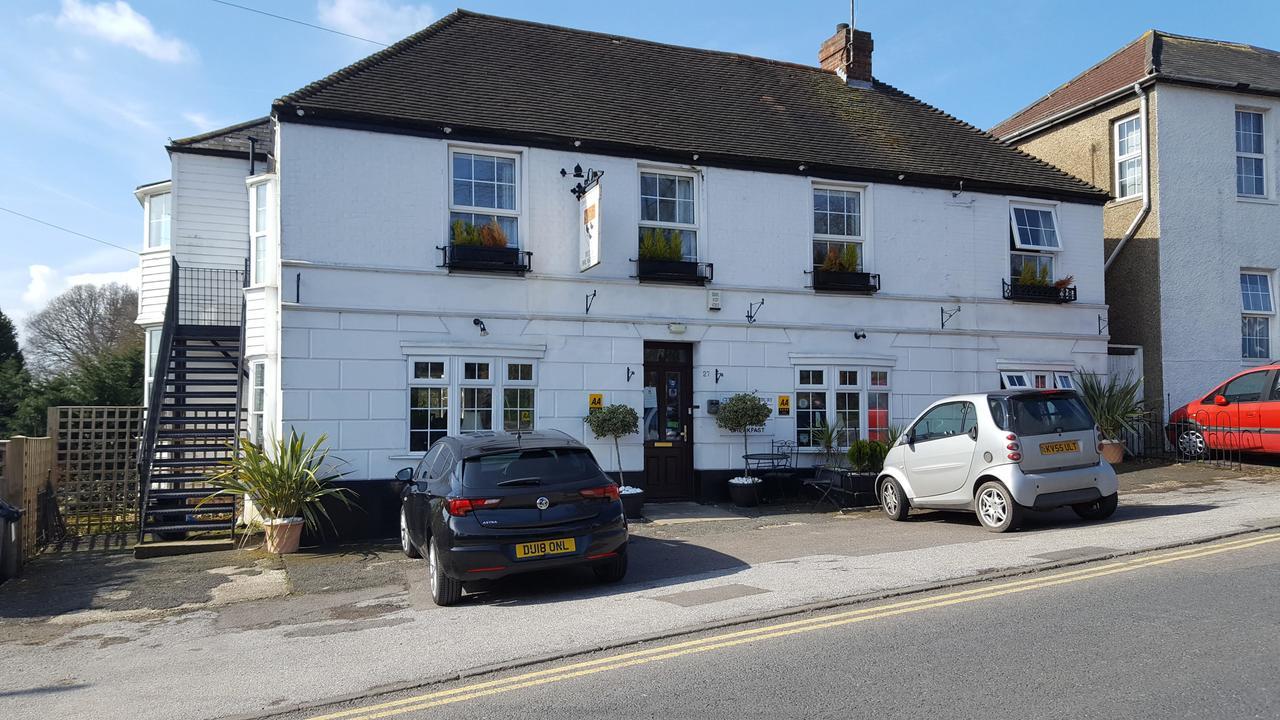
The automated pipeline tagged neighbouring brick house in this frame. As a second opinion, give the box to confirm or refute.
[994,31,1280,413]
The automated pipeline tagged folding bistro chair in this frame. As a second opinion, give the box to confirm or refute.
[762,440,797,501]
[803,465,847,510]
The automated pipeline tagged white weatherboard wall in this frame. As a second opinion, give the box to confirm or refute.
[136,248,170,326]
[171,153,252,271]
[274,122,1109,481]
[1155,85,1280,410]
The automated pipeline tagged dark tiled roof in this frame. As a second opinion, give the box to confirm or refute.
[169,117,273,157]
[275,10,1106,203]
[995,31,1280,140]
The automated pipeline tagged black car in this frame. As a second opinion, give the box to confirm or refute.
[396,430,629,606]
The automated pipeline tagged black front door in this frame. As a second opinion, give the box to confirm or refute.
[642,342,695,500]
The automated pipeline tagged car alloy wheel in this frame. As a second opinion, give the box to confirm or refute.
[1178,429,1207,459]
[399,506,420,558]
[978,486,1008,527]
[881,482,899,516]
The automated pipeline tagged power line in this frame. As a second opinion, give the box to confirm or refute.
[206,0,388,46]
[0,206,139,256]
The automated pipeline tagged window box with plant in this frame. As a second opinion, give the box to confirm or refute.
[442,219,531,273]
[635,227,712,285]
[812,243,880,293]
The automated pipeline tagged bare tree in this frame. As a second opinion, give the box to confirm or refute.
[24,283,142,376]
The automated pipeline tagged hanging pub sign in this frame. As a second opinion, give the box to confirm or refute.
[579,180,601,272]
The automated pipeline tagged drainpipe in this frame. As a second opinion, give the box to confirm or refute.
[1104,83,1151,271]
[248,136,257,176]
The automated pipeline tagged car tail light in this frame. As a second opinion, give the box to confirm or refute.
[580,485,621,501]
[1096,426,1104,453]
[1005,434,1021,461]
[446,497,501,516]
[1008,452,1022,461]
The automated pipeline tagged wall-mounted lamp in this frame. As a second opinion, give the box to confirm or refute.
[626,367,635,382]
[668,323,687,335]
[472,318,488,336]
[746,298,765,324]
[853,329,867,340]
[714,369,724,384]
[442,126,452,134]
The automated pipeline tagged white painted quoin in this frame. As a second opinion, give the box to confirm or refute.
[137,12,1111,501]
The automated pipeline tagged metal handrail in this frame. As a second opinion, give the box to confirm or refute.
[136,257,180,542]
[228,257,249,546]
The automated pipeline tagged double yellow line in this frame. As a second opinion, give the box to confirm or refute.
[309,532,1280,720]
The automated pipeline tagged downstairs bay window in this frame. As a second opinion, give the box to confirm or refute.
[795,365,891,450]
[408,356,538,451]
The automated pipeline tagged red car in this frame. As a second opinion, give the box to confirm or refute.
[1168,364,1280,457]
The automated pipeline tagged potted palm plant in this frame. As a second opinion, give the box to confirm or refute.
[1074,369,1147,465]
[200,431,356,554]
[585,403,644,518]
[716,393,773,507]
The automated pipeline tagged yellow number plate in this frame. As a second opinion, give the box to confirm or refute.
[1039,440,1080,455]
[515,538,576,559]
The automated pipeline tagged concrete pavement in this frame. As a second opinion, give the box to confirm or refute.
[2,469,1279,720]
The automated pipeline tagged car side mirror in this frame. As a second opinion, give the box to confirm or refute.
[394,467,414,482]
[968,426,978,441]
[1214,395,1229,407]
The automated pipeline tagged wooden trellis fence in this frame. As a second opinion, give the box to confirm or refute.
[47,406,144,538]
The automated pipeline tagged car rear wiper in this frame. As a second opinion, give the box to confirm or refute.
[496,477,542,487]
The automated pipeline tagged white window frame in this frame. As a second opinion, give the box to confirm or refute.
[1113,114,1143,201]
[448,146,522,248]
[247,178,273,286]
[638,166,700,261]
[143,190,171,250]
[406,356,540,451]
[1010,251,1055,284]
[1001,369,1074,391]
[1241,271,1275,360]
[1009,202,1063,251]
[248,361,266,447]
[811,183,868,271]
[144,328,161,405]
[794,365,892,450]
[1236,109,1267,199]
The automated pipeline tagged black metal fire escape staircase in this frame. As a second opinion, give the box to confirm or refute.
[137,258,248,543]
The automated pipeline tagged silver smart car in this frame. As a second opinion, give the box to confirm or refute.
[877,390,1119,532]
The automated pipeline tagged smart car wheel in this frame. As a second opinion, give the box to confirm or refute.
[975,481,1022,533]
[399,504,420,559]
[1072,493,1118,522]
[1177,428,1207,459]
[879,477,909,521]
[429,538,463,606]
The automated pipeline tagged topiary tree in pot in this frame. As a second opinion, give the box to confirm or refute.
[584,403,644,518]
[1074,369,1147,465]
[716,393,773,506]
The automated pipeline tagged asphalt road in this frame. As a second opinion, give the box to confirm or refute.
[288,532,1280,720]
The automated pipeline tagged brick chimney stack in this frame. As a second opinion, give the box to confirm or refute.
[818,22,873,86]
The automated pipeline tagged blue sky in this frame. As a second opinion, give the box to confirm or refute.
[2,0,1278,330]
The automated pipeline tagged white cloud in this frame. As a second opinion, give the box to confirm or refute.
[16,263,139,323]
[182,111,220,132]
[56,0,192,63]
[317,0,435,45]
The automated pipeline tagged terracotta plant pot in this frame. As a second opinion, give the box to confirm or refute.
[1099,440,1125,465]
[263,517,304,554]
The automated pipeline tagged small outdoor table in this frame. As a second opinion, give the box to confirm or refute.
[742,452,791,503]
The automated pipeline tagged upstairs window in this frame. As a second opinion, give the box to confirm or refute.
[1236,110,1266,198]
[146,192,170,249]
[1009,203,1061,284]
[1113,115,1143,200]
[1241,271,1274,359]
[639,170,697,260]
[450,150,519,247]
[249,181,270,285]
[812,186,865,271]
